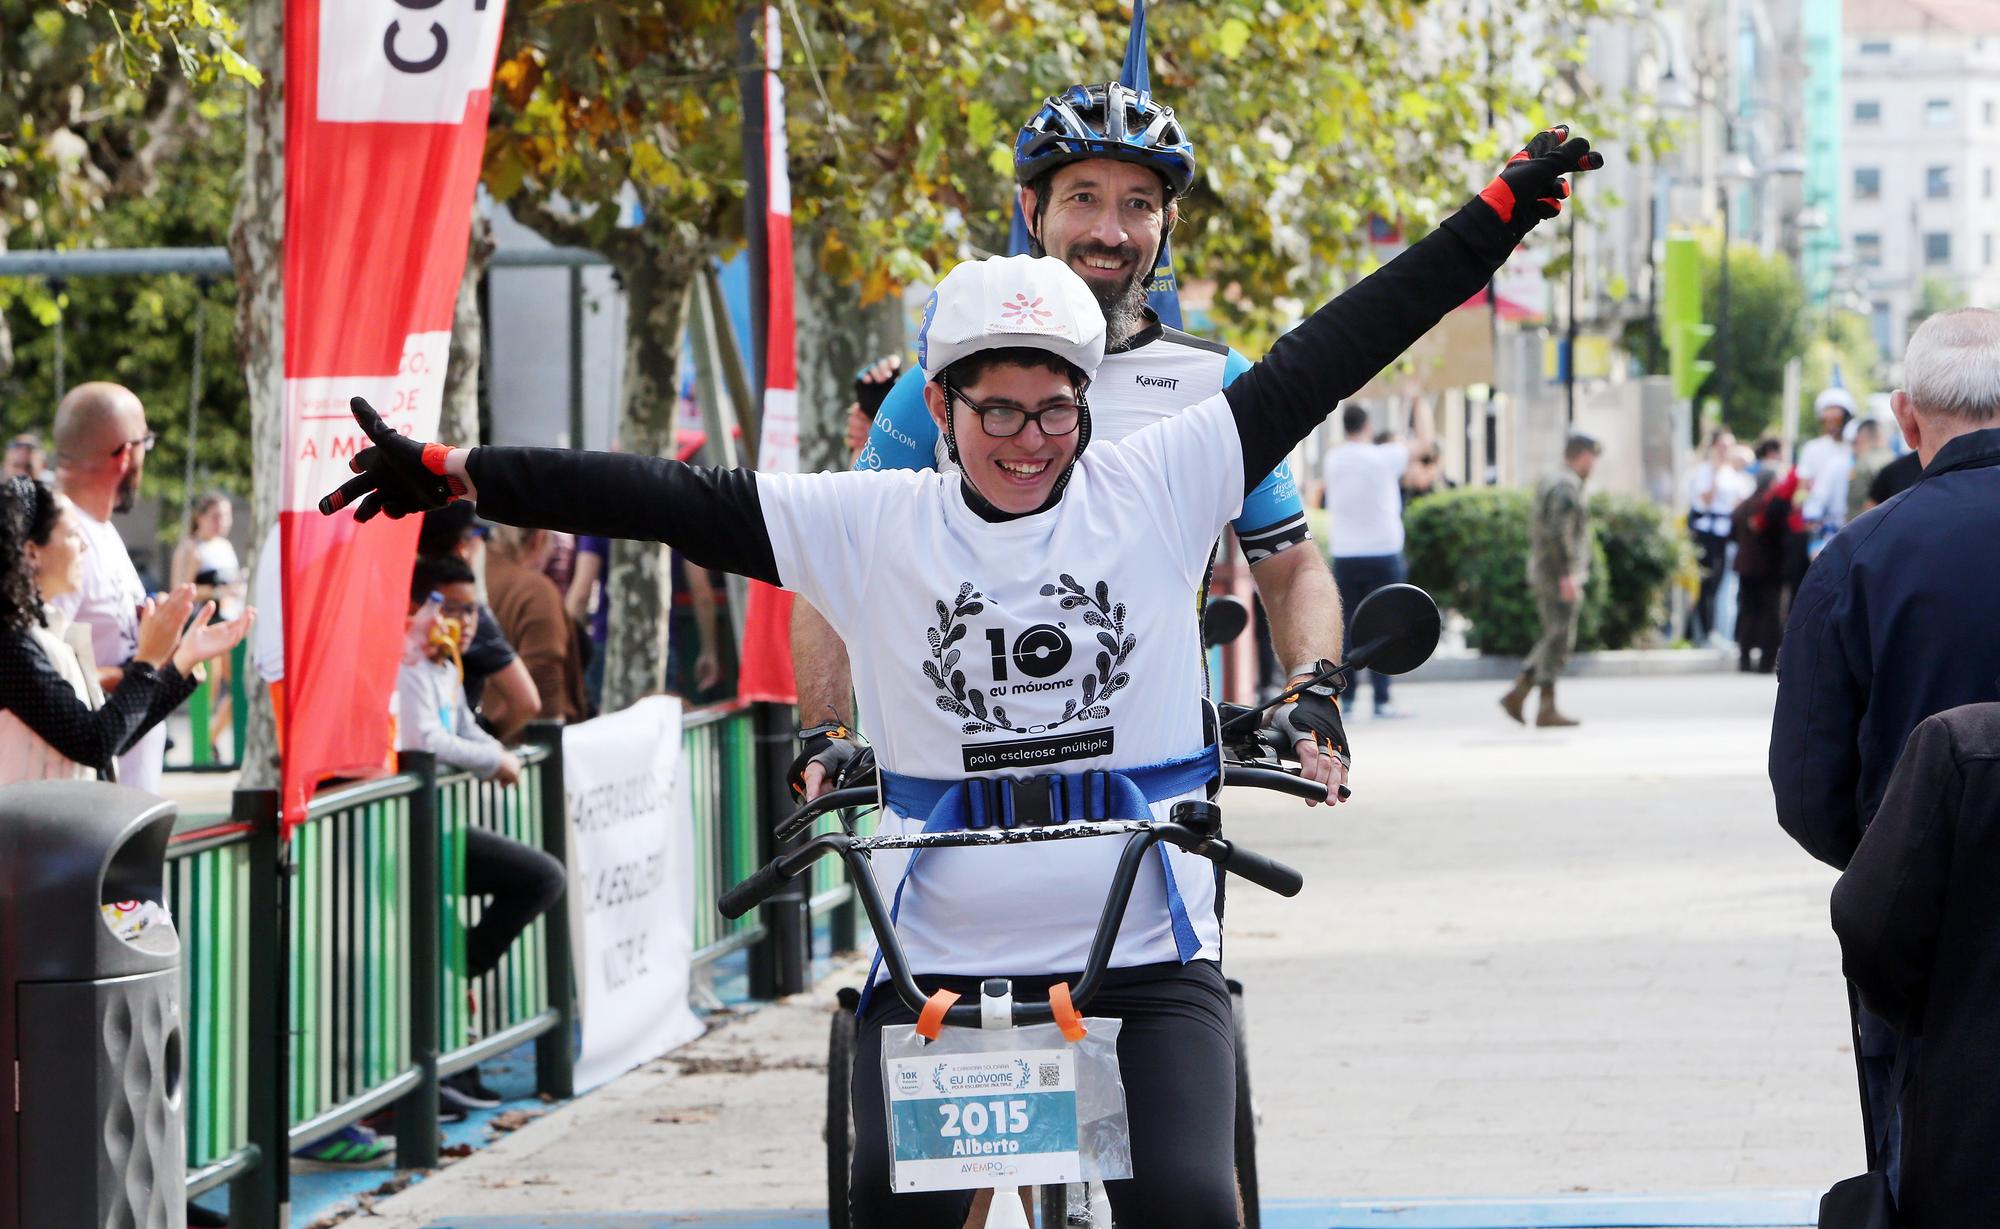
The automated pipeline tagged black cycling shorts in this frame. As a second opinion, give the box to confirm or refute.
[848,959,1240,1228]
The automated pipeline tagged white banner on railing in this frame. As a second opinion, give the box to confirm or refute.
[563,695,704,1090]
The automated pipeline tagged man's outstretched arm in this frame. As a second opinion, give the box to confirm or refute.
[1226,127,1600,488]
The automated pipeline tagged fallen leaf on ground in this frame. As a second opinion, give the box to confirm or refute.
[652,1105,721,1124]
[490,1108,544,1133]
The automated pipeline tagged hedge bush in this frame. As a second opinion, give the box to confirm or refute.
[1403,487,1681,656]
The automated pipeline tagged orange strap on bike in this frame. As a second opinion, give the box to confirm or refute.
[914,988,960,1041]
[1049,981,1088,1042]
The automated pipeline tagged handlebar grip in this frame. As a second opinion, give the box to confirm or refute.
[1211,840,1305,898]
[719,859,791,920]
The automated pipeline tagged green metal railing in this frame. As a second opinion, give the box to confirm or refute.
[165,730,575,1227]
[288,772,422,1146]
[688,704,766,964]
[434,739,572,1094]
[163,815,257,1199]
[164,702,832,1226]
[682,702,863,964]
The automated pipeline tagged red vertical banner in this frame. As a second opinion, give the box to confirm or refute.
[736,5,800,705]
[280,0,507,828]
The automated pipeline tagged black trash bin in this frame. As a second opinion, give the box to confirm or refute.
[0,780,185,1229]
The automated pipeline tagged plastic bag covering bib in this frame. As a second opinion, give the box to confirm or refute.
[882,1018,1132,1194]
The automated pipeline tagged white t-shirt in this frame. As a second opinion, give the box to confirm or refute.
[1686,462,1752,535]
[760,394,1246,978]
[47,504,165,792]
[1797,435,1852,528]
[1322,440,1410,557]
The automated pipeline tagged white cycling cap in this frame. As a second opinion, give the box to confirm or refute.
[1814,387,1857,415]
[916,254,1106,383]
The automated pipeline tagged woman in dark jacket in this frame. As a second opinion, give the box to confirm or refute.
[1730,467,1789,672]
[0,476,251,784]
[1833,704,2000,1225]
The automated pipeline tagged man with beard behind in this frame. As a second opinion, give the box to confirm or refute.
[51,382,168,792]
[796,83,1340,799]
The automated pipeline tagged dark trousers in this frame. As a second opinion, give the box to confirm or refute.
[1734,575,1783,669]
[1690,530,1730,642]
[1333,553,1406,707]
[1855,1000,1915,1197]
[463,826,567,979]
[849,961,1239,1229]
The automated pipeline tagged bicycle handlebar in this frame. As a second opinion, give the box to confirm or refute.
[772,785,878,843]
[1202,837,1305,897]
[1224,762,1338,805]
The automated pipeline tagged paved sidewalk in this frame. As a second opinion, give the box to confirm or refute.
[365,673,1858,1226]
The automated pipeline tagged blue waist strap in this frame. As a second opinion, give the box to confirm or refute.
[881,745,1217,834]
[860,746,1218,1013]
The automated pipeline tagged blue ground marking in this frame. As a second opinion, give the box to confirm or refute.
[417,1194,1818,1229]
[425,1216,823,1227]
[1260,1191,1820,1228]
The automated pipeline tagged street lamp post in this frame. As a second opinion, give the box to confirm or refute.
[1715,143,1758,431]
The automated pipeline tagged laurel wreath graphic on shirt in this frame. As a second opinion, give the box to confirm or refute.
[924,577,1135,736]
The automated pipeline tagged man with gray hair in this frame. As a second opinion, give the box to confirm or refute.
[1771,306,2000,1195]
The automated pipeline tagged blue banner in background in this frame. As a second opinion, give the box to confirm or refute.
[1007,0,1185,330]
[1124,0,1183,328]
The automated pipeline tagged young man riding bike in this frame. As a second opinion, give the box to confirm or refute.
[322,124,1601,1228]
[794,82,1344,805]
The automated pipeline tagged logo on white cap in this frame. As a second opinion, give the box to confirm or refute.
[1001,293,1054,327]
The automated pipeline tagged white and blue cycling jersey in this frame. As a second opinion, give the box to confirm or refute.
[855,317,1313,562]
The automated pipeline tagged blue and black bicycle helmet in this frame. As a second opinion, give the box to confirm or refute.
[1014,82,1196,199]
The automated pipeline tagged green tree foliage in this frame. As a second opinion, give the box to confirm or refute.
[1798,307,1880,433]
[0,0,258,375]
[481,0,1627,706]
[1906,275,1964,336]
[1697,234,1807,441]
[0,136,247,525]
[793,1,1624,347]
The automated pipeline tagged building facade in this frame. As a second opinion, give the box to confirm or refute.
[1841,0,2000,363]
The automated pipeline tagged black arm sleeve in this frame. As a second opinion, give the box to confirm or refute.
[129,666,201,755]
[1224,200,1517,491]
[465,448,782,586]
[1832,714,1960,1031]
[0,629,173,772]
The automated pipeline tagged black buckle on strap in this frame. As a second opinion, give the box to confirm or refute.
[1000,774,1066,827]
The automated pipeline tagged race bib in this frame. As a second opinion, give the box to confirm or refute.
[886,1046,1081,1192]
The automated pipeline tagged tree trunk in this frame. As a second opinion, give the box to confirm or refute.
[599,236,699,715]
[0,219,12,380]
[439,207,493,446]
[230,0,285,790]
[793,219,905,473]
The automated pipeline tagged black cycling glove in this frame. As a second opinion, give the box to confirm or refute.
[1270,666,1351,766]
[787,722,873,802]
[854,356,902,420]
[1475,124,1605,241]
[318,397,467,523]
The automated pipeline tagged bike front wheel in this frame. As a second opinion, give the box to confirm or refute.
[826,988,861,1228]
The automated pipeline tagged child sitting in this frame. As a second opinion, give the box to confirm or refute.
[400,555,567,1112]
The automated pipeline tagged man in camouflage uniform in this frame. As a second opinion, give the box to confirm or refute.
[1501,432,1600,727]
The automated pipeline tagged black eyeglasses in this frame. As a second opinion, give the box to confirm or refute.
[953,391,1082,439]
[108,432,157,458]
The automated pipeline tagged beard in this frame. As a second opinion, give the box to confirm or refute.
[1065,240,1150,346]
[113,467,140,514]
